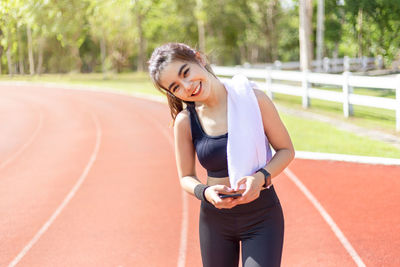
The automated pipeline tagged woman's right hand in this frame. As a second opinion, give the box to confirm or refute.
[204,185,239,209]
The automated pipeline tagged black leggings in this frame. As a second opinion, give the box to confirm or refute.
[199,185,284,267]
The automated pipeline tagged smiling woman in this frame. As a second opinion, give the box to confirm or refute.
[148,43,295,267]
[148,43,219,121]
[159,60,209,101]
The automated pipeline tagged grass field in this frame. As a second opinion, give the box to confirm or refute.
[2,72,400,158]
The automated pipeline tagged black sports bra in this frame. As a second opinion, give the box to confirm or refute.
[186,102,229,178]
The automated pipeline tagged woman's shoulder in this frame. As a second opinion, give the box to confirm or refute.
[174,109,193,142]
[174,109,191,131]
[251,87,277,115]
[176,109,190,120]
[252,86,268,101]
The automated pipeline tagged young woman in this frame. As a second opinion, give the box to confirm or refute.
[148,43,294,267]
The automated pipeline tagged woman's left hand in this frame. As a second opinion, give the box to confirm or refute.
[232,172,265,205]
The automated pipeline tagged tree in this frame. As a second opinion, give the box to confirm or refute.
[316,0,324,71]
[132,0,153,72]
[249,0,281,63]
[344,0,400,63]
[299,0,313,70]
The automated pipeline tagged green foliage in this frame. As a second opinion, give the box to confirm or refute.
[344,0,400,62]
[0,0,399,73]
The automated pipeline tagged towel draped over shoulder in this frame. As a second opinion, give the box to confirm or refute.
[220,74,272,190]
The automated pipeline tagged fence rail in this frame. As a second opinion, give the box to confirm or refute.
[249,56,382,73]
[212,66,400,132]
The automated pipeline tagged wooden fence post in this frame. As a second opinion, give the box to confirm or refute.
[323,57,330,72]
[343,71,353,117]
[396,74,400,132]
[362,56,368,72]
[265,67,274,100]
[274,60,282,70]
[377,55,383,69]
[302,70,310,108]
[344,56,350,72]
[332,56,338,72]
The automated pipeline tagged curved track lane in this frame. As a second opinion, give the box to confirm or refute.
[0,84,399,267]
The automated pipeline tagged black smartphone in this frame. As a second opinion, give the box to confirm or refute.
[219,193,242,199]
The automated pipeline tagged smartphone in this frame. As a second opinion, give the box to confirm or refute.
[219,193,242,199]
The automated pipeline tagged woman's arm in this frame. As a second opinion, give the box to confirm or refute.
[173,110,201,194]
[254,89,295,178]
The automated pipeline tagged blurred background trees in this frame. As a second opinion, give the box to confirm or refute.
[0,0,399,74]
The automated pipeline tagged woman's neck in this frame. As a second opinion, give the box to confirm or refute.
[196,76,227,110]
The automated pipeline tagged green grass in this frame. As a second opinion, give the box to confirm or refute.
[309,83,396,98]
[2,72,400,158]
[273,93,397,133]
[281,113,400,158]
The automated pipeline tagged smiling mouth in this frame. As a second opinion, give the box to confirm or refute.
[191,82,202,96]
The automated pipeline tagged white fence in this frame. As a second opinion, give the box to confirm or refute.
[249,56,382,73]
[212,66,400,132]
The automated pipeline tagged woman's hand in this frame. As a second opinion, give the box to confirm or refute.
[233,172,265,205]
[204,185,240,209]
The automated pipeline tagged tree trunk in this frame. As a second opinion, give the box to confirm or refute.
[136,10,145,72]
[6,42,13,76]
[0,46,2,74]
[197,20,206,53]
[239,45,246,64]
[265,5,272,62]
[196,0,206,53]
[70,45,82,72]
[268,0,279,62]
[27,25,35,75]
[299,0,313,71]
[36,37,44,75]
[251,46,259,64]
[316,0,324,71]
[357,8,363,58]
[100,34,107,78]
[18,29,25,75]
[263,0,279,62]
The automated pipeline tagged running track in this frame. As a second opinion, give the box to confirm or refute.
[1,84,399,267]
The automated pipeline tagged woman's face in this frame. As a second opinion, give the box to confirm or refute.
[158,60,212,102]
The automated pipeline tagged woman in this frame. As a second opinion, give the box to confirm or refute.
[148,43,294,267]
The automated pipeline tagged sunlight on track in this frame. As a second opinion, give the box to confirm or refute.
[8,110,102,267]
[0,110,43,170]
[284,168,366,267]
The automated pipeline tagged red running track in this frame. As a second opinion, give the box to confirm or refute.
[0,84,399,267]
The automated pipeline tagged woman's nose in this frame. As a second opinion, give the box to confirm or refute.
[182,80,192,93]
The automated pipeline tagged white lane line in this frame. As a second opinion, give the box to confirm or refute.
[177,191,188,267]
[0,110,44,170]
[8,110,102,267]
[148,117,188,267]
[284,168,366,267]
[295,150,400,165]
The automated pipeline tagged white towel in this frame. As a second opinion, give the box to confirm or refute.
[220,74,273,190]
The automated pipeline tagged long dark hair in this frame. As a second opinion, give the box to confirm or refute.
[148,43,215,123]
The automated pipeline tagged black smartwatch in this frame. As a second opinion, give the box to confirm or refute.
[257,168,271,188]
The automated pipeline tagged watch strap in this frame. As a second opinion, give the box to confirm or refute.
[257,168,271,188]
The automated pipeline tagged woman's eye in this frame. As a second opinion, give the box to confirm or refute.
[173,85,179,92]
[183,68,189,77]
